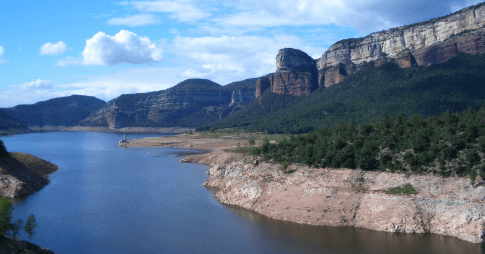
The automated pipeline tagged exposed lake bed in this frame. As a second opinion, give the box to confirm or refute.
[1,132,484,253]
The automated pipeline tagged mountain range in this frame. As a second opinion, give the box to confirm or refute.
[1,2,485,134]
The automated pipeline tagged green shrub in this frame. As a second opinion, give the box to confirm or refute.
[0,140,8,158]
[387,184,417,195]
[248,137,255,146]
[0,197,13,235]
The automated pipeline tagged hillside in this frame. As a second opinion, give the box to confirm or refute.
[2,95,106,127]
[200,53,485,133]
[80,78,258,128]
[0,235,54,254]
[0,109,30,136]
[0,140,58,197]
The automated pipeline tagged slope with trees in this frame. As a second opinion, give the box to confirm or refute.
[200,53,485,134]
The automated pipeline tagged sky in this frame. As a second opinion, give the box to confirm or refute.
[0,0,482,107]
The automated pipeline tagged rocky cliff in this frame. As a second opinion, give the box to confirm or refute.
[194,152,485,244]
[317,2,485,69]
[81,78,257,128]
[0,152,58,198]
[269,48,319,96]
[266,3,485,96]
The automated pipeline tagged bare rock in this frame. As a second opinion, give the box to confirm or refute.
[317,3,485,70]
[255,77,271,98]
[270,48,319,96]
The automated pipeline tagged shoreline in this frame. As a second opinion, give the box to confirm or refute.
[121,134,485,244]
[28,125,194,134]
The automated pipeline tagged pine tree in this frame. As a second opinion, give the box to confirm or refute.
[0,197,13,235]
[24,214,37,242]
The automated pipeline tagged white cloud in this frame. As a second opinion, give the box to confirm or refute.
[170,34,324,85]
[56,56,82,67]
[127,0,211,22]
[0,46,6,64]
[40,41,67,55]
[15,79,53,90]
[107,14,161,26]
[82,30,163,66]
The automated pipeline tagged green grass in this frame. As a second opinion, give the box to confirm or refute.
[386,184,417,195]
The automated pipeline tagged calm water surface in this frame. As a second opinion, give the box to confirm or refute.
[1,132,484,254]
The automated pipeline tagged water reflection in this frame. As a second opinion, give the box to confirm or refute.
[224,205,485,254]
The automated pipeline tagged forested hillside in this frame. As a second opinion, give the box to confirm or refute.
[252,108,485,182]
[3,95,106,127]
[199,53,485,134]
[0,109,30,136]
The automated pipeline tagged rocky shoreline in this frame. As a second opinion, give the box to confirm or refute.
[122,135,485,244]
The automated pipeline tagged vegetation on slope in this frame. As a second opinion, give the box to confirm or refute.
[0,140,58,197]
[3,95,106,127]
[199,53,485,134]
[0,109,30,136]
[251,108,485,182]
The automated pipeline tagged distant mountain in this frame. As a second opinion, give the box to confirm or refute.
[80,78,259,128]
[3,95,106,127]
[199,53,485,133]
[0,109,30,136]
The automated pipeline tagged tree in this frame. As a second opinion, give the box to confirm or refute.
[0,197,13,236]
[11,219,23,239]
[0,140,9,158]
[247,137,255,146]
[24,214,37,242]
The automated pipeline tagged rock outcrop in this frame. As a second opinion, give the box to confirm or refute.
[255,77,271,98]
[80,78,257,128]
[197,153,485,244]
[317,3,485,69]
[0,152,58,198]
[270,48,319,96]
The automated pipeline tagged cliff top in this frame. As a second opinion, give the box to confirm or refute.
[330,1,485,50]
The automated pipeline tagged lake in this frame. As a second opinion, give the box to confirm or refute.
[1,132,484,253]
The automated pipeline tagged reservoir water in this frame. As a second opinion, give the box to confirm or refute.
[1,132,484,253]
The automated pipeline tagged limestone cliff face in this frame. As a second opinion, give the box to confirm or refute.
[196,152,485,244]
[270,48,319,96]
[255,77,271,98]
[317,3,485,69]
[81,79,257,128]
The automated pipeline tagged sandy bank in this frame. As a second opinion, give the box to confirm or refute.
[123,134,485,244]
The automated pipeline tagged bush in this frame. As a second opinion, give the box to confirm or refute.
[0,197,13,235]
[0,140,8,158]
[248,137,255,146]
[387,184,417,195]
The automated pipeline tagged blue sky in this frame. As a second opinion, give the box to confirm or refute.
[0,0,482,107]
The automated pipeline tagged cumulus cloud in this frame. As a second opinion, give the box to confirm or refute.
[126,0,211,22]
[40,41,67,55]
[107,14,161,26]
[15,79,53,90]
[82,30,163,66]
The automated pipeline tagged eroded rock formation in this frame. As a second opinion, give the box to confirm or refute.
[270,48,319,96]
[80,78,257,128]
[194,152,485,244]
[317,3,485,69]
[255,77,271,98]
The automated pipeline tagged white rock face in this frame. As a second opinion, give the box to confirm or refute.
[202,154,485,244]
[317,3,485,69]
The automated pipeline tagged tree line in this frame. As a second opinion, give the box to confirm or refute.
[251,108,485,182]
